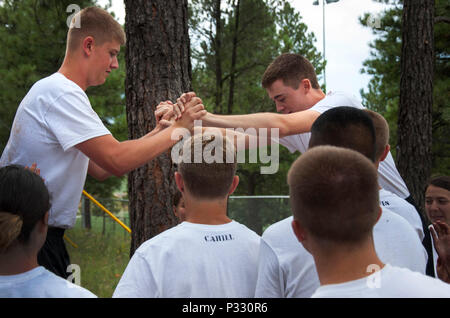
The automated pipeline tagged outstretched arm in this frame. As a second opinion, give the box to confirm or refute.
[165,92,320,138]
[201,110,319,138]
[76,98,206,177]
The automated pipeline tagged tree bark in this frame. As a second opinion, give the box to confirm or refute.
[397,0,434,215]
[227,0,241,115]
[213,0,223,114]
[124,0,192,256]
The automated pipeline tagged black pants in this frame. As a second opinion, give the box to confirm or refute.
[404,195,434,277]
[37,227,71,279]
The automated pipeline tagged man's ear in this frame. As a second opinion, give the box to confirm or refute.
[174,172,184,193]
[375,206,382,224]
[82,36,95,56]
[37,211,49,234]
[228,175,239,195]
[299,78,312,93]
[291,219,307,243]
[379,144,390,162]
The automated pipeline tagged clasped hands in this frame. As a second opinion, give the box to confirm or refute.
[155,92,205,131]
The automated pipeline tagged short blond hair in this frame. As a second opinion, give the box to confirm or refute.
[67,6,126,52]
[364,109,389,161]
[179,133,237,200]
[288,146,379,246]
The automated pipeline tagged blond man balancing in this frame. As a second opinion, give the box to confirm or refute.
[0,7,205,278]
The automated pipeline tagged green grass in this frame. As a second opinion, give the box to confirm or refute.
[65,215,131,298]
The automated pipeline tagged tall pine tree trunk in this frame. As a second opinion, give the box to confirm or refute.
[397,0,434,215]
[124,0,192,256]
[213,0,223,114]
[227,0,241,115]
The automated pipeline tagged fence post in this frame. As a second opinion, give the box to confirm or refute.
[102,211,106,235]
[82,196,91,230]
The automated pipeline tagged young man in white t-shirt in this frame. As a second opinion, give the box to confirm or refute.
[255,107,427,298]
[113,133,260,298]
[0,7,205,278]
[288,146,450,298]
[166,53,410,200]
[0,165,96,298]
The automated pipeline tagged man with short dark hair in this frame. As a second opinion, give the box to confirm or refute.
[255,107,427,298]
[288,146,450,297]
[113,133,261,298]
[169,53,411,201]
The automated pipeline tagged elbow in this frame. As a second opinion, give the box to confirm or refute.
[109,165,127,178]
[103,157,128,178]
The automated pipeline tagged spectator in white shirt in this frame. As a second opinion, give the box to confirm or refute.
[0,165,96,298]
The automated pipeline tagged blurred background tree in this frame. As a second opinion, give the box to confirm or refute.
[360,0,449,177]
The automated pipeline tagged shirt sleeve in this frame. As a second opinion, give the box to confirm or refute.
[310,92,365,115]
[277,136,299,154]
[113,252,159,298]
[255,238,285,298]
[44,90,111,151]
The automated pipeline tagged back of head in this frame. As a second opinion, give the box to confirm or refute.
[288,146,380,246]
[178,133,237,200]
[0,165,50,253]
[262,53,320,90]
[67,6,126,52]
[309,106,376,162]
[364,109,389,161]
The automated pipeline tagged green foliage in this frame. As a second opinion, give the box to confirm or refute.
[190,0,323,195]
[360,0,449,175]
[66,215,131,298]
[0,0,128,197]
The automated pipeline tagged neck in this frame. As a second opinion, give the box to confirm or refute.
[183,195,232,225]
[311,88,326,105]
[0,244,39,275]
[312,237,385,286]
[58,54,89,91]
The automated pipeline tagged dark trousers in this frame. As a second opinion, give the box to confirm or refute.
[37,227,71,279]
[404,195,434,277]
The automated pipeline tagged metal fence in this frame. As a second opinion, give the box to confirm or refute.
[76,195,291,236]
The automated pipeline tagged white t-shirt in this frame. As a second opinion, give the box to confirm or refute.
[278,91,410,199]
[379,188,424,241]
[0,73,111,228]
[255,217,319,298]
[113,220,261,298]
[0,266,96,298]
[311,264,450,298]
[255,209,427,298]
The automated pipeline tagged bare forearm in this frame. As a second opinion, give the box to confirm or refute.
[201,127,260,150]
[88,160,112,181]
[108,125,182,176]
[202,112,280,130]
[202,110,319,138]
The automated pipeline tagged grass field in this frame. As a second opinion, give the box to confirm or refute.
[65,215,131,298]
